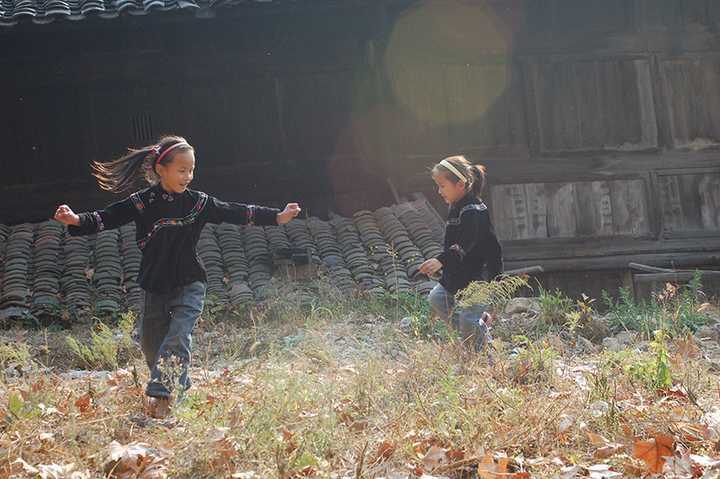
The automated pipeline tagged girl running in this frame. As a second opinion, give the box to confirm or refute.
[54,135,301,417]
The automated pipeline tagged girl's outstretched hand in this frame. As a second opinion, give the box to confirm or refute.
[53,204,81,226]
[277,203,301,225]
[419,258,443,277]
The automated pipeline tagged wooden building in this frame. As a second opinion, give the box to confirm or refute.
[1,0,719,297]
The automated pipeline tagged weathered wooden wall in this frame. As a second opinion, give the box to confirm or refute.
[379,0,720,276]
[0,0,719,283]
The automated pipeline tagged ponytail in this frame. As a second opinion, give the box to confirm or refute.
[468,164,486,197]
[91,147,154,193]
[91,135,193,194]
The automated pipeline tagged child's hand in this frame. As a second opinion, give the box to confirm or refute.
[53,204,81,226]
[277,203,301,225]
[419,258,443,277]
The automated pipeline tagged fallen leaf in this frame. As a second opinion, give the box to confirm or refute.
[104,441,168,479]
[477,453,508,479]
[633,435,675,473]
[74,394,92,414]
[622,460,646,476]
[298,465,316,477]
[587,432,623,459]
[658,385,689,401]
[422,446,448,470]
[447,448,464,461]
[406,463,424,476]
[375,440,396,462]
[587,432,610,447]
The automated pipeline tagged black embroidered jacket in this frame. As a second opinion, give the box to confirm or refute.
[67,184,280,293]
[436,193,503,294]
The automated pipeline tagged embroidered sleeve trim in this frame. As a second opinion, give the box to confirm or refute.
[130,192,146,214]
[247,205,256,226]
[459,202,487,216]
[92,211,105,232]
[137,192,208,250]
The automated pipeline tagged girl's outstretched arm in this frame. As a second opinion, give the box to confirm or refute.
[205,197,300,226]
[53,198,135,236]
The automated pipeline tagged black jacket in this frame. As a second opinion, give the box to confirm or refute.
[68,183,280,293]
[436,193,503,294]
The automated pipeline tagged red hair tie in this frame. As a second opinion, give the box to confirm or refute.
[155,141,190,170]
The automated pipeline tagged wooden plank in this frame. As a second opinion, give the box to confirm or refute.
[635,59,659,148]
[524,183,548,239]
[700,174,720,230]
[571,181,614,236]
[503,235,720,261]
[661,57,720,148]
[657,175,684,232]
[610,179,650,236]
[546,182,577,238]
[504,251,720,273]
[574,60,603,148]
[658,172,720,233]
[490,183,548,241]
[530,58,657,152]
[491,184,522,241]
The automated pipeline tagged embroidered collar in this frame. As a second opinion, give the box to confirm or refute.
[449,193,476,216]
[152,183,182,203]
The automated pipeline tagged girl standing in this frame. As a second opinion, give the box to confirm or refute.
[419,155,503,351]
[54,135,300,417]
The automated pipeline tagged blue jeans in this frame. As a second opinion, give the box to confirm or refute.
[139,281,206,398]
[428,283,490,351]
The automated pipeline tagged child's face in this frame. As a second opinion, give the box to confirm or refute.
[433,172,467,205]
[157,150,195,193]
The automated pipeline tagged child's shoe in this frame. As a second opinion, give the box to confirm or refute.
[145,396,171,419]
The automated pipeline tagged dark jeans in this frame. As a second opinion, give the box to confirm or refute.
[139,281,206,398]
[428,283,490,351]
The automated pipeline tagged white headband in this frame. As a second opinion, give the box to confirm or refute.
[439,159,467,183]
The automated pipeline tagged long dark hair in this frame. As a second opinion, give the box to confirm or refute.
[91,135,194,193]
[432,155,487,198]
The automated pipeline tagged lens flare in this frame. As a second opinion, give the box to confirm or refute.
[384,0,512,126]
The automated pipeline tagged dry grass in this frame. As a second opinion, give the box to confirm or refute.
[1,281,720,478]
